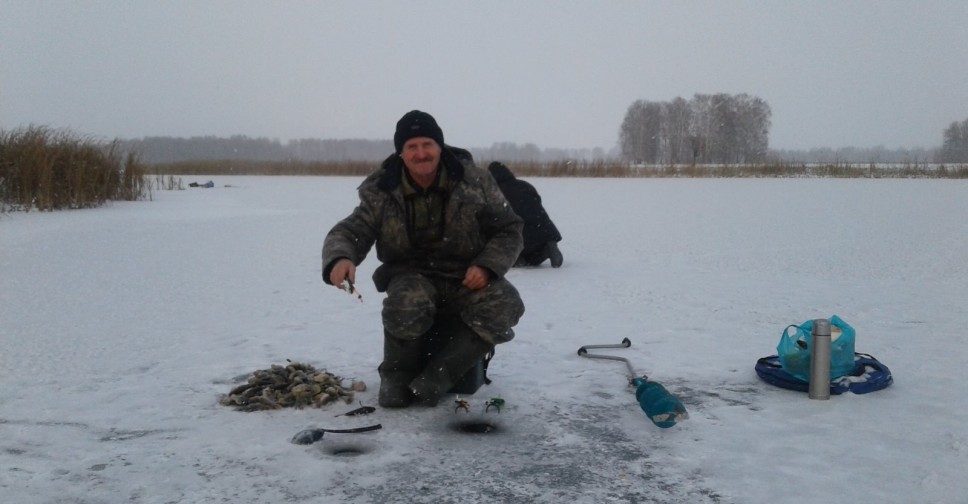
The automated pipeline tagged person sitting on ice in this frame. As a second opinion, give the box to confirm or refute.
[487,161,563,268]
[321,110,525,408]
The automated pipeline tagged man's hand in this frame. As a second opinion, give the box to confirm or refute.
[462,265,490,290]
[329,258,356,288]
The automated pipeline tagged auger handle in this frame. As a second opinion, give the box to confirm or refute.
[577,342,637,380]
[577,338,631,354]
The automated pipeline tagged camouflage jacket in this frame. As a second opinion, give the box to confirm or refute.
[322,148,523,292]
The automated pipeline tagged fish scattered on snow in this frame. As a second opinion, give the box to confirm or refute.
[219,360,366,412]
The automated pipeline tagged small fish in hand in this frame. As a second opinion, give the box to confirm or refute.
[341,279,363,303]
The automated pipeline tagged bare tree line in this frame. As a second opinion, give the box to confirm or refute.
[940,119,968,163]
[772,146,939,164]
[120,106,965,166]
[121,136,611,164]
[619,93,772,164]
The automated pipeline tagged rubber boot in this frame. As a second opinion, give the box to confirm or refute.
[546,241,564,268]
[378,332,425,408]
[409,324,495,407]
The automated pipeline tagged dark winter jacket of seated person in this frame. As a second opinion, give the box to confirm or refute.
[487,161,564,267]
[322,132,524,295]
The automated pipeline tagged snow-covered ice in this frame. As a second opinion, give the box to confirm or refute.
[2,176,966,503]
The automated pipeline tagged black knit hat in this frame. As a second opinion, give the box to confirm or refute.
[394,110,444,154]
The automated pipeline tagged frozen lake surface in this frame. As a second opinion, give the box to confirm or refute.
[2,176,966,503]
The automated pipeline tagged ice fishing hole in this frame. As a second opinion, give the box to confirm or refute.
[452,420,500,435]
[323,444,371,457]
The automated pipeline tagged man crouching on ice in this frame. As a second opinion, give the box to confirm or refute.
[321,110,525,408]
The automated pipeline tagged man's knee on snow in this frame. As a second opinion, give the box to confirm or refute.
[382,274,438,340]
[460,280,525,345]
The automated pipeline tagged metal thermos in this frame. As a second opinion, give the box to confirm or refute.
[809,318,832,400]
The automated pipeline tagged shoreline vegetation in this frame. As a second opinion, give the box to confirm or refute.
[146,158,968,179]
[3,126,967,213]
[1,126,148,212]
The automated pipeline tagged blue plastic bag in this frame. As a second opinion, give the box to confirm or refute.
[777,315,856,381]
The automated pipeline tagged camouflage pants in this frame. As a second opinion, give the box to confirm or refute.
[381,272,525,345]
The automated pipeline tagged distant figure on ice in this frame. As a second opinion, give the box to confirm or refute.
[487,162,563,268]
[321,110,525,409]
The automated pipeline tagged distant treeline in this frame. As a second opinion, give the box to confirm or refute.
[121,136,612,164]
[770,145,940,164]
[619,93,772,165]
[122,134,945,165]
[940,118,968,163]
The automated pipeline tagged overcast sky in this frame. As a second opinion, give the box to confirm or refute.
[2,1,966,152]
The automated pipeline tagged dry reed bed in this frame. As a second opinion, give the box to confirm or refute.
[1,126,148,212]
